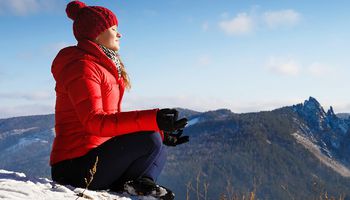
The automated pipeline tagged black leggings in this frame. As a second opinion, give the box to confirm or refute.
[51,131,167,191]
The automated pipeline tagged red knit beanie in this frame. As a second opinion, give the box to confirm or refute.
[66,1,118,41]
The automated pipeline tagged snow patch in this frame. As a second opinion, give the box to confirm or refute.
[4,138,48,153]
[0,169,158,200]
[0,170,26,178]
[187,117,200,127]
[10,127,38,134]
[292,117,316,142]
[292,132,350,177]
[0,127,38,138]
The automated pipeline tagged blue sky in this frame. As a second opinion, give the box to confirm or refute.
[0,0,349,118]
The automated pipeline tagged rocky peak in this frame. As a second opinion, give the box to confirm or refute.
[292,97,327,131]
[292,97,350,151]
[302,96,326,118]
[291,97,350,135]
[327,106,336,117]
[289,97,350,162]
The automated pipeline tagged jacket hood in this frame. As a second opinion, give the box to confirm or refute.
[51,46,81,81]
[51,40,119,81]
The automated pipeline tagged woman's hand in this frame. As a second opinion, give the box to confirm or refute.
[163,129,189,146]
[156,108,187,131]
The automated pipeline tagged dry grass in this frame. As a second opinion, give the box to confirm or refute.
[185,170,346,200]
[317,192,345,200]
[186,170,256,200]
[75,156,99,200]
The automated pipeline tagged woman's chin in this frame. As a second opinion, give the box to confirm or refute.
[111,45,120,51]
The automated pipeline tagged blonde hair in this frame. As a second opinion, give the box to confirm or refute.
[117,54,131,90]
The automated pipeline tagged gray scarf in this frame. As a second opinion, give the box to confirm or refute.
[99,44,122,78]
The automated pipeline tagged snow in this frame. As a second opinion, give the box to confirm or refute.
[0,169,159,200]
[292,117,316,142]
[292,132,350,177]
[4,138,48,153]
[187,117,200,126]
[10,127,39,134]
[0,127,38,138]
[319,140,332,158]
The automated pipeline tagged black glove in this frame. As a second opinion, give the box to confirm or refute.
[156,108,188,132]
[163,129,189,146]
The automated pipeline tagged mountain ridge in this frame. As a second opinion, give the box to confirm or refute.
[1,97,350,199]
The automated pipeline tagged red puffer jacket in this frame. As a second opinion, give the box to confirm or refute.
[50,39,161,165]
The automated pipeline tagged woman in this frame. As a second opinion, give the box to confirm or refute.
[50,1,189,199]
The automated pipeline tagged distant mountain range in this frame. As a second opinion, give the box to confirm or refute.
[337,113,350,120]
[1,97,350,199]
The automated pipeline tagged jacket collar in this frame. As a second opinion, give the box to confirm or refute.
[77,39,120,80]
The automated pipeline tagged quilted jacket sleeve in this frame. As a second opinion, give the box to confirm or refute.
[61,60,160,137]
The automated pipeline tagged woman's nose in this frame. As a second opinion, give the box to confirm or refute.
[117,32,122,38]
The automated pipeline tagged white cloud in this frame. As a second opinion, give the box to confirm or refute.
[218,12,254,36]
[320,99,350,114]
[122,94,309,114]
[341,104,350,113]
[0,104,53,119]
[2,0,39,15]
[0,91,54,101]
[0,90,55,118]
[0,0,62,15]
[266,56,336,78]
[306,62,333,77]
[266,56,300,76]
[122,94,243,113]
[217,8,301,36]
[263,9,301,28]
[231,98,304,113]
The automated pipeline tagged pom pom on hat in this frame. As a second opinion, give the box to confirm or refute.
[65,1,118,41]
[66,1,86,21]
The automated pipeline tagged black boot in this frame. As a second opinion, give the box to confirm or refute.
[123,177,175,200]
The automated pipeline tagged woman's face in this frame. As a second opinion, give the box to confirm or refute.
[95,25,122,51]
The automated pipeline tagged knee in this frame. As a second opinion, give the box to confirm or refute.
[150,132,163,147]
[144,132,163,152]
